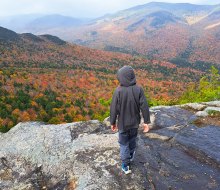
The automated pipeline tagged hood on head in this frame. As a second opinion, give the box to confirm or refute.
[117,65,136,87]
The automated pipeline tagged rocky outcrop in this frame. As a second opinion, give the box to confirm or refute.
[0,101,220,190]
[179,101,220,117]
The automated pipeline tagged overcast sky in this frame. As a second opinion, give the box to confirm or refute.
[0,0,219,18]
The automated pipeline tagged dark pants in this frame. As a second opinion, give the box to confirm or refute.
[118,128,138,165]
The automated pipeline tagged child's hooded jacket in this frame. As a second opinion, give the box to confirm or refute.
[110,66,150,132]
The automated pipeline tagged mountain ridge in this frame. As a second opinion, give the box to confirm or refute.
[1,2,220,65]
[64,2,220,64]
[0,26,20,41]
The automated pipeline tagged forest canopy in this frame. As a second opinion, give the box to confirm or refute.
[0,66,219,133]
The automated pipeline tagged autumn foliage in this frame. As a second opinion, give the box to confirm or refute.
[0,28,216,132]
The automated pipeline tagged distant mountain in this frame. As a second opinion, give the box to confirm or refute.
[1,3,219,66]
[23,14,89,33]
[0,14,90,34]
[125,11,185,32]
[0,14,43,32]
[57,2,220,65]
[121,2,215,17]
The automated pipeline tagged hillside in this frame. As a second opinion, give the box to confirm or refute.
[58,2,220,65]
[1,3,220,65]
[0,26,131,68]
[0,26,207,81]
[0,101,220,189]
[0,26,219,132]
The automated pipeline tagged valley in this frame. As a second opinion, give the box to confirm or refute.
[26,2,219,65]
[0,26,210,132]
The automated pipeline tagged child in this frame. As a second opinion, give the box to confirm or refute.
[110,65,151,174]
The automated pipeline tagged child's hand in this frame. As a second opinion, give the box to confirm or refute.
[143,123,150,133]
[111,124,118,132]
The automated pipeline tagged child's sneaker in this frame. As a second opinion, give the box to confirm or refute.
[130,151,135,162]
[122,163,131,174]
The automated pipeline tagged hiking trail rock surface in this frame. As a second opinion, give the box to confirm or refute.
[0,101,220,190]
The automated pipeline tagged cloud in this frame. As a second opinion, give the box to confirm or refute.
[0,0,219,18]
